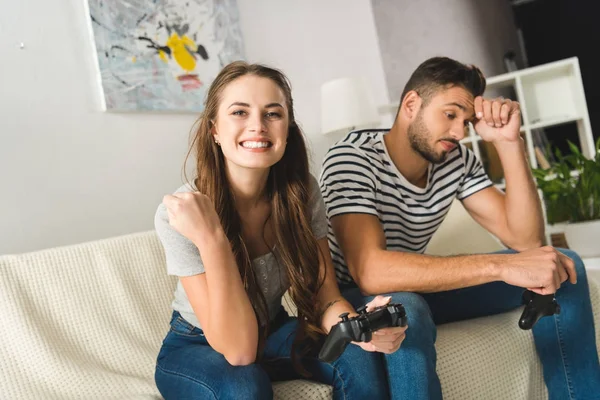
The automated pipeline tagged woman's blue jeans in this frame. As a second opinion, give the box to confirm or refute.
[341,248,600,400]
[155,308,390,399]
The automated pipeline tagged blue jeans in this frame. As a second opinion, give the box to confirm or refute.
[155,307,390,399]
[341,249,600,400]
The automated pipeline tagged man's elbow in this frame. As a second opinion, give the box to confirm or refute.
[507,234,544,251]
[512,241,544,252]
[351,262,380,296]
[527,238,544,249]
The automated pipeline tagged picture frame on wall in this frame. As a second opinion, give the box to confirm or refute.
[84,0,245,112]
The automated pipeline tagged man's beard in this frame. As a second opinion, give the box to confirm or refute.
[407,111,456,164]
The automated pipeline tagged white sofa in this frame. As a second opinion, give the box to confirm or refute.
[1,230,598,399]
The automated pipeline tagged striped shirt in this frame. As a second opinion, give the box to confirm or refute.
[319,129,493,284]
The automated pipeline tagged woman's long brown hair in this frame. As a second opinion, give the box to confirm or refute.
[184,61,324,373]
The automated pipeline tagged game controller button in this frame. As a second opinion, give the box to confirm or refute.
[339,312,350,321]
[356,305,367,314]
[522,290,534,304]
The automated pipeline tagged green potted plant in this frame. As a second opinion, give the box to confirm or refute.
[533,139,600,257]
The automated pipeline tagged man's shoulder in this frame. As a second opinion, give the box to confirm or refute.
[337,129,387,149]
[325,129,387,160]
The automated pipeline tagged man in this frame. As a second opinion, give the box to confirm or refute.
[319,57,600,400]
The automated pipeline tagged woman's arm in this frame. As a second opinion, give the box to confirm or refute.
[163,192,258,365]
[314,238,356,334]
[182,233,258,365]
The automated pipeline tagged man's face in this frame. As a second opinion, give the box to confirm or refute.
[408,86,475,164]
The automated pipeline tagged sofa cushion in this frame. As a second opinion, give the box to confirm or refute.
[1,231,598,399]
[273,380,332,399]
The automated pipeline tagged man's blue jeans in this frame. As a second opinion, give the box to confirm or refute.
[341,248,600,400]
[155,308,390,399]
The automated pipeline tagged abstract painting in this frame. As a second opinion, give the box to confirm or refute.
[85,0,245,112]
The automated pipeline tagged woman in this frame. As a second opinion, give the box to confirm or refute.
[154,61,407,399]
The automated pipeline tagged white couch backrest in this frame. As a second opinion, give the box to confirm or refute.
[0,231,174,399]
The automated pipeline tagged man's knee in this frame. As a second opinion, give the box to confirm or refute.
[558,248,586,273]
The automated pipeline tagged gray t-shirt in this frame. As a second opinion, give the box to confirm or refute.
[154,174,328,330]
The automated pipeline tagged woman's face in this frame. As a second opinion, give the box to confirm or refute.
[212,75,289,172]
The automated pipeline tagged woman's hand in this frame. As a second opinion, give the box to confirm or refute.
[162,192,225,246]
[353,295,407,354]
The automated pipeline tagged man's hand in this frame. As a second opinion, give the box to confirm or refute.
[353,295,407,354]
[473,96,522,143]
[496,247,577,295]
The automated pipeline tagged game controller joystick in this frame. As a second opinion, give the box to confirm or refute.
[318,303,407,363]
[518,290,560,330]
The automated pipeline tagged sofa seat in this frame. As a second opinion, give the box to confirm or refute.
[1,231,598,399]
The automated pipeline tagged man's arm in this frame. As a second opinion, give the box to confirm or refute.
[331,212,575,295]
[463,98,545,251]
[332,213,497,294]
[461,176,544,251]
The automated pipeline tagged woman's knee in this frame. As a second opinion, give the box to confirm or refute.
[385,292,434,327]
[221,364,273,399]
[155,358,272,399]
[379,291,438,349]
[333,345,389,399]
[155,364,218,400]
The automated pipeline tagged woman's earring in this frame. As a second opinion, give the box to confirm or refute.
[214,139,220,146]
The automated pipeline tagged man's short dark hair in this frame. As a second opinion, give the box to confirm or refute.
[400,57,486,106]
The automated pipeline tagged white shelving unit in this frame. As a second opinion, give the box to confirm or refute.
[462,57,595,191]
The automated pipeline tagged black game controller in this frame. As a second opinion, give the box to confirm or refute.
[318,303,407,363]
[518,290,561,330]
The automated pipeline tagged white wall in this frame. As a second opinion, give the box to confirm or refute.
[236,0,391,170]
[0,0,389,254]
[372,0,520,102]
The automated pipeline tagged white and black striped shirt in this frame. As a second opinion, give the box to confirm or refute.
[319,129,493,285]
